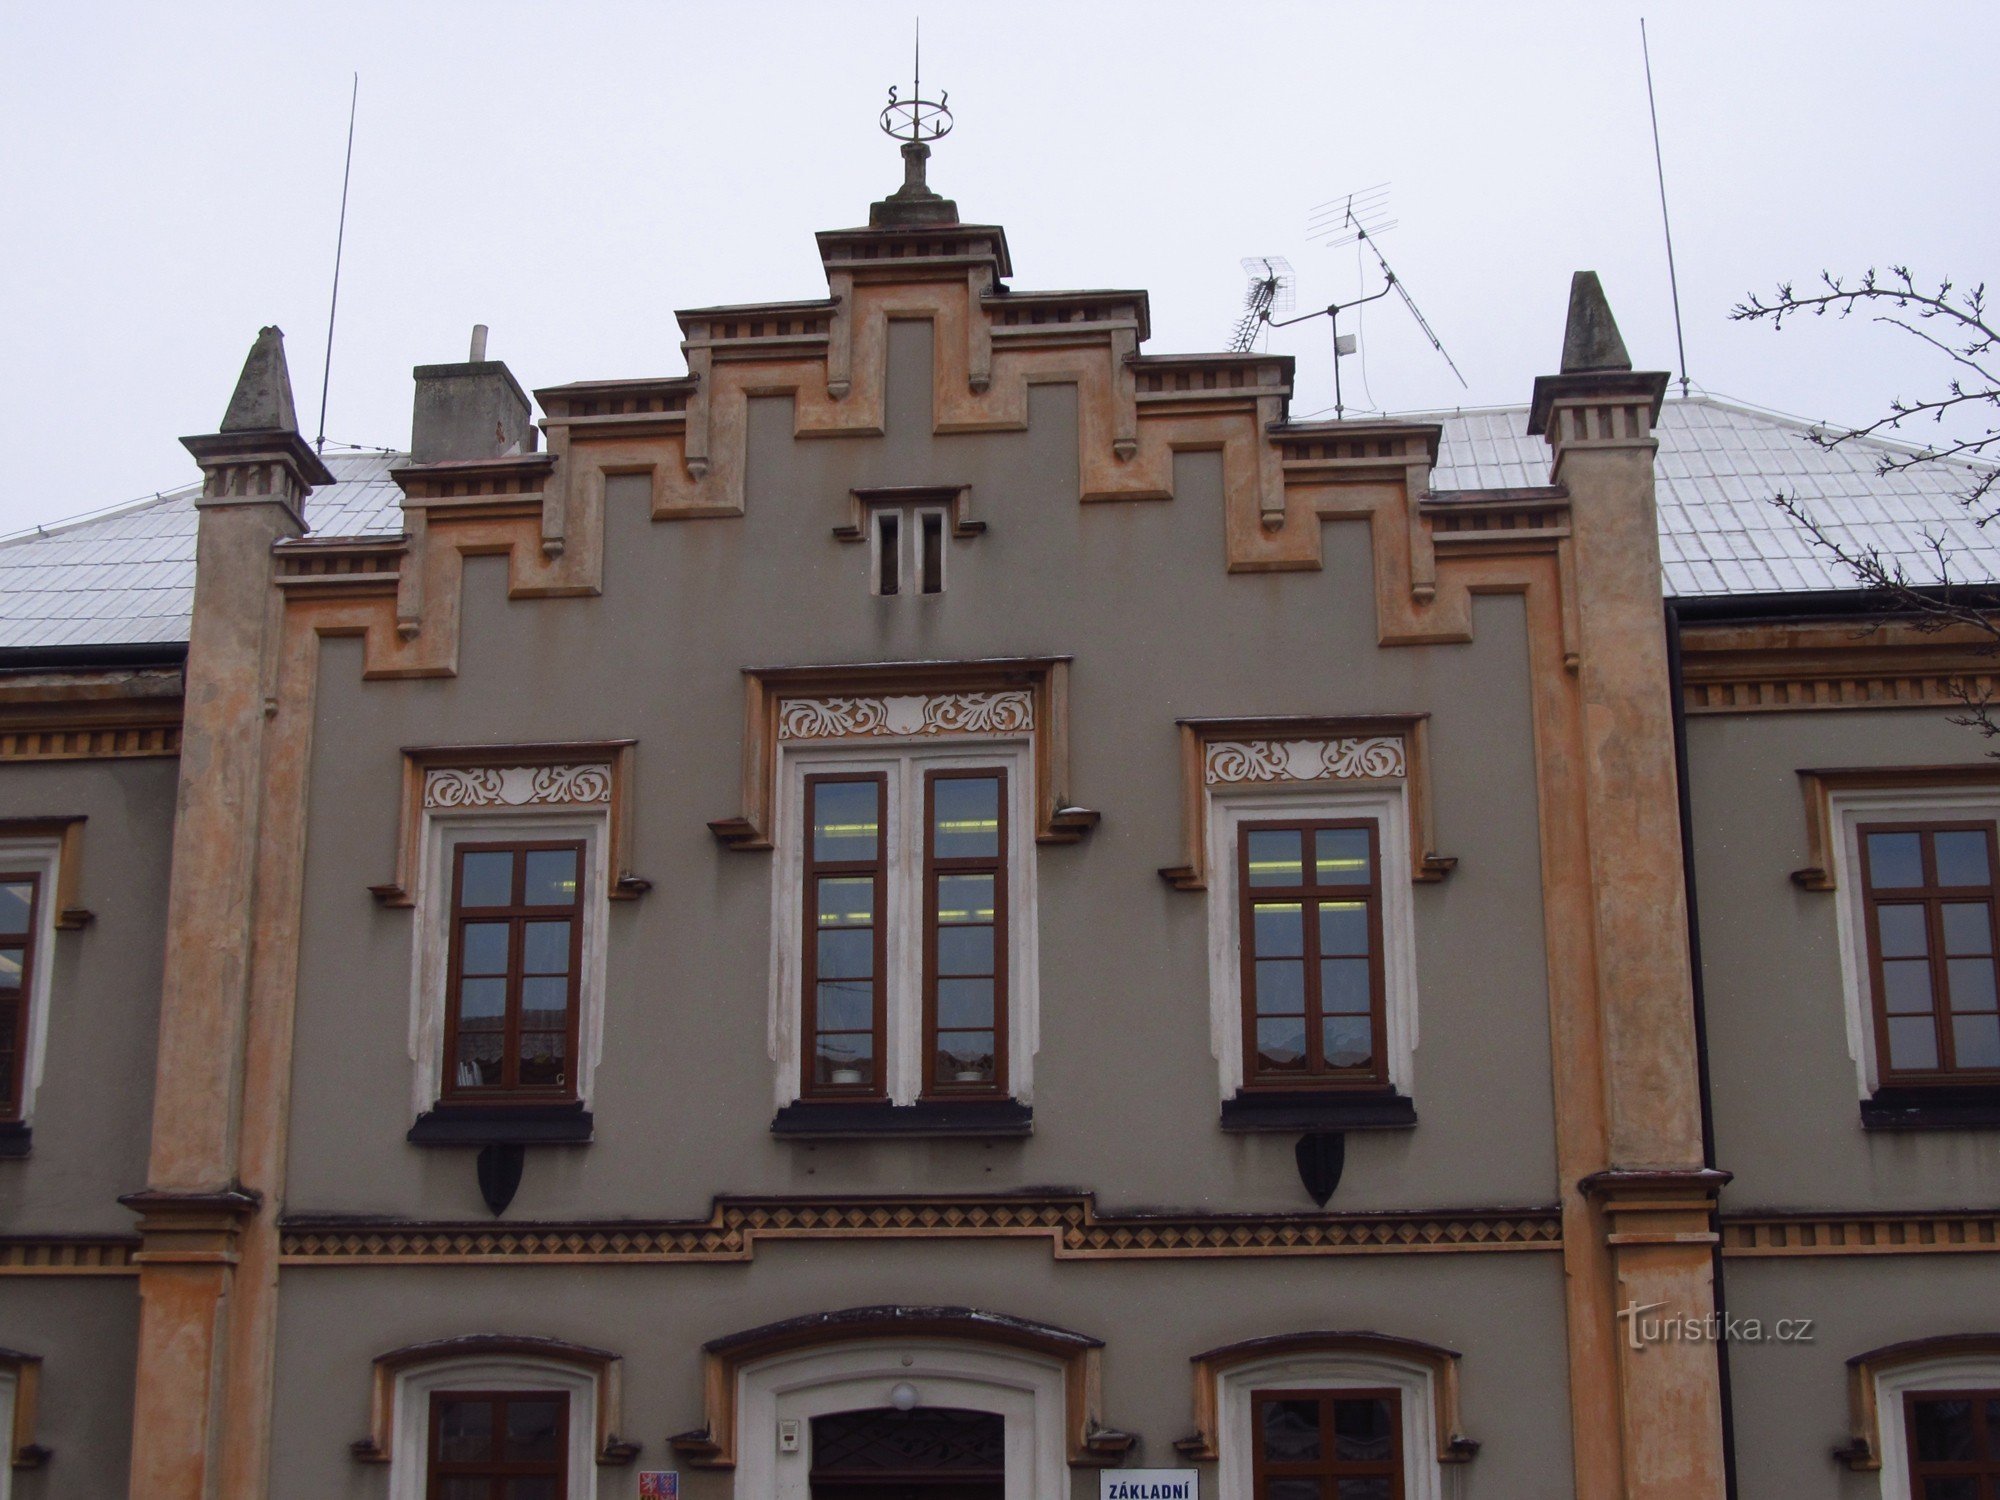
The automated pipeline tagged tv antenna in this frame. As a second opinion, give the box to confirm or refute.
[1230,257,1295,353]
[1242,184,1470,417]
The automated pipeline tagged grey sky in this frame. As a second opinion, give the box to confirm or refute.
[1,0,1991,538]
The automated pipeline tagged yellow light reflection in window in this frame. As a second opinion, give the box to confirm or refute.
[816,821,880,836]
[936,818,999,831]
[935,908,998,922]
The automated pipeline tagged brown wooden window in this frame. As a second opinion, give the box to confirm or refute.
[924,769,1007,1097]
[1239,821,1386,1087]
[1861,823,2000,1084]
[443,842,585,1102]
[0,873,40,1123]
[804,774,888,1098]
[1251,1388,1404,1499]
[428,1390,567,1500]
[1904,1390,2000,1498]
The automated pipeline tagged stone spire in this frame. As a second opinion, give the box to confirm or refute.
[182,325,333,509]
[219,325,304,433]
[1559,271,1633,374]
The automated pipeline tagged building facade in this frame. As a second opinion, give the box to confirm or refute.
[1,144,1996,1499]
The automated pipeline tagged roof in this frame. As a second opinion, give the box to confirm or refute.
[1427,396,1997,600]
[0,397,1990,651]
[0,450,400,650]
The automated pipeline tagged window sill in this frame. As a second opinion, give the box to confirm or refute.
[0,1121,28,1158]
[407,1103,594,1146]
[1860,1086,2000,1132]
[1220,1090,1417,1133]
[771,1099,1033,1139]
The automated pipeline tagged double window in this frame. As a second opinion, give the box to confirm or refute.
[0,873,43,1124]
[1252,1388,1405,1499]
[1238,821,1386,1088]
[428,1391,568,1499]
[801,768,1010,1100]
[1860,822,2000,1083]
[444,842,586,1102]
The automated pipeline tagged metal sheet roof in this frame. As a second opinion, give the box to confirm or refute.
[0,398,1990,650]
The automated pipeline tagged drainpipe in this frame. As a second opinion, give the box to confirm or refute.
[1666,598,1739,1500]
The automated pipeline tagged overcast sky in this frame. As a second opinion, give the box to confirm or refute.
[1,1,1991,536]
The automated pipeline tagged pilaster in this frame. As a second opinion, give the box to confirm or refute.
[127,327,329,1500]
[1530,274,1722,1497]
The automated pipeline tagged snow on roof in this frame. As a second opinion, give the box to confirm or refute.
[0,397,1990,651]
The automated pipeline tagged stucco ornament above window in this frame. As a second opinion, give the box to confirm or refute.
[778,691,1033,742]
[1203,736,1406,785]
[423,763,614,809]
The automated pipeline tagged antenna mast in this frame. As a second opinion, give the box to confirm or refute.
[1641,19,1691,397]
[316,73,359,457]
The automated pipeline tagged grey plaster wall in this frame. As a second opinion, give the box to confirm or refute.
[1720,1256,2000,1494]
[0,1278,139,1496]
[272,1243,1574,1498]
[1687,707,2000,1207]
[0,757,173,1233]
[282,320,1560,1222]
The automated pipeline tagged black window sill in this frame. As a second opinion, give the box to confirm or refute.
[0,1121,28,1158]
[1220,1090,1417,1133]
[772,1099,1033,1139]
[408,1103,593,1146]
[1860,1086,2000,1132]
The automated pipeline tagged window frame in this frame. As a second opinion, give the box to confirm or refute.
[1235,819,1388,1091]
[922,767,1010,1100]
[772,742,1037,1110]
[440,839,588,1105]
[1249,1386,1405,1500]
[426,1388,570,1500]
[410,812,611,1118]
[801,772,891,1101]
[1857,820,2000,1086]
[378,1347,604,1500]
[1826,788,2000,1099]
[1210,1342,1451,1500]
[1900,1388,2000,1494]
[0,871,44,1126]
[0,840,61,1134]
[1204,788,1418,1102]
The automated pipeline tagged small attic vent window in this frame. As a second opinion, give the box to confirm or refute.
[870,504,949,597]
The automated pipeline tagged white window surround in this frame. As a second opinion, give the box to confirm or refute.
[770,739,1038,1109]
[1215,1348,1443,1500]
[1825,786,2000,1097]
[0,837,62,1130]
[1204,785,1419,1099]
[407,808,611,1114]
[734,1338,1065,1500]
[385,1352,598,1500]
[1866,1349,2000,1497]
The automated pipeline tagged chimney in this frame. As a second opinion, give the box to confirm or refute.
[409,325,538,463]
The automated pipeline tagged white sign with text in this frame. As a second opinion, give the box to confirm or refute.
[1102,1472,1199,1500]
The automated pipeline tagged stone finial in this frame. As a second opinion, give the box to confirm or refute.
[870,141,959,228]
[219,326,302,434]
[1559,272,1633,374]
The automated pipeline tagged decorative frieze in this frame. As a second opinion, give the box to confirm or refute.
[1203,735,1405,785]
[777,690,1035,743]
[278,1194,1562,1266]
[422,763,613,809]
[1720,1211,2000,1257]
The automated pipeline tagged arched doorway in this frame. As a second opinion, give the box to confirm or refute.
[808,1406,1005,1499]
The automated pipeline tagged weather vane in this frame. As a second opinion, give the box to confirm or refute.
[881,21,952,144]
[869,21,959,227]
